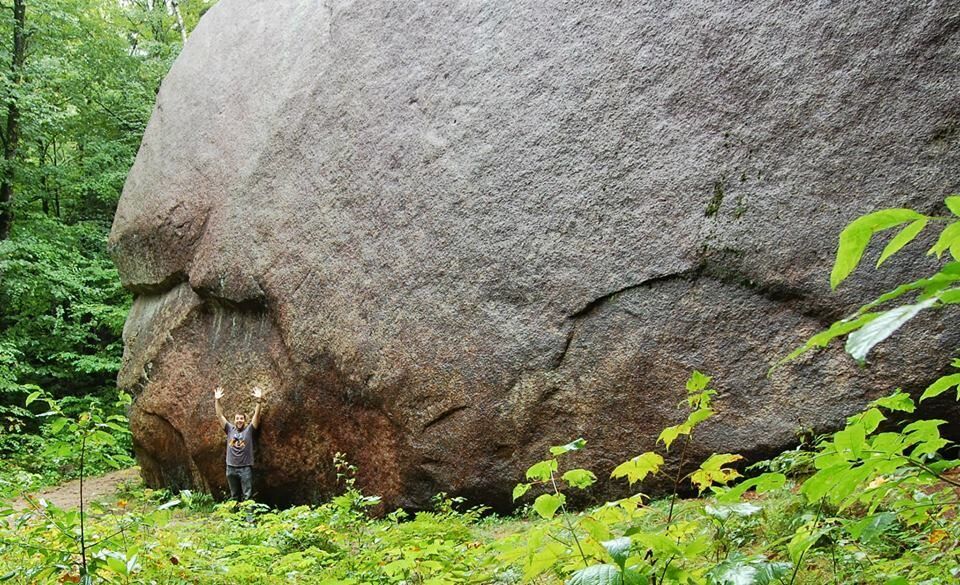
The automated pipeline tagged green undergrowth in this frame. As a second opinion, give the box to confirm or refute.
[1,385,958,585]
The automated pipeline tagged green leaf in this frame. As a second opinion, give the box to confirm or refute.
[658,424,685,449]
[846,512,896,543]
[936,287,960,303]
[126,553,139,574]
[601,537,632,569]
[787,522,829,565]
[831,208,923,289]
[105,555,128,576]
[905,419,948,458]
[24,391,41,406]
[686,370,711,392]
[716,472,786,503]
[707,555,791,585]
[920,372,960,401]
[950,237,960,261]
[946,195,960,216]
[929,221,960,258]
[685,407,714,428]
[91,429,117,446]
[844,297,937,363]
[834,422,866,459]
[870,390,915,413]
[550,438,587,456]
[691,454,743,493]
[856,408,885,434]
[611,452,664,485]
[631,531,682,556]
[567,564,624,585]
[581,516,613,541]
[876,218,927,267]
[532,493,565,519]
[562,468,597,489]
[855,263,960,315]
[512,483,531,501]
[800,464,847,502]
[704,502,762,520]
[525,459,558,481]
[157,499,181,510]
[621,569,647,585]
[49,417,69,434]
[775,312,880,368]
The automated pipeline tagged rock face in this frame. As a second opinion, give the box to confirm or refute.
[110,0,960,509]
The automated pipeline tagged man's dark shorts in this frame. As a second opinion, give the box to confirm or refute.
[226,465,253,501]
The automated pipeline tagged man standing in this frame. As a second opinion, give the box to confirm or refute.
[214,385,265,501]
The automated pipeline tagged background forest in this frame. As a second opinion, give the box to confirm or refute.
[0,0,216,490]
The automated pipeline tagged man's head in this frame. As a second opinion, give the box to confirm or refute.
[234,413,247,430]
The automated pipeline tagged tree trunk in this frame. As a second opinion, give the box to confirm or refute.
[164,0,187,45]
[0,0,26,240]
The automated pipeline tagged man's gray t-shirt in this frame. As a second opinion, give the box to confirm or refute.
[224,423,256,467]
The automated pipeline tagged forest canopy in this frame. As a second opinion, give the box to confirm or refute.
[0,0,216,479]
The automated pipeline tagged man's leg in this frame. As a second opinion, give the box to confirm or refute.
[239,466,254,501]
[226,467,243,501]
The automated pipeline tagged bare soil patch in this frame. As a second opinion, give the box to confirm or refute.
[12,467,140,511]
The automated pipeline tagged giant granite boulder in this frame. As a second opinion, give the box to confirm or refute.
[110,0,960,509]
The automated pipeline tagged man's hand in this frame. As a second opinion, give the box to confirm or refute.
[214,386,228,428]
[251,386,266,429]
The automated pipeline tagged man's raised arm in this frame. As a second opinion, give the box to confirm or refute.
[214,386,228,429]
[251,386,265,429]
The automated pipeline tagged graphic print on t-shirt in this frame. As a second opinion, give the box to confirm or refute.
[230,433,246,451]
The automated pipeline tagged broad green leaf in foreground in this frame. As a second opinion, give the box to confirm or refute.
[706,554,791,585]
[691,454,743,493]
[601,536,632,568]
[550,438,587,456]
[658,424,688,449]
[831,208,924,289]
[562,469,597,489]
[844,297,936,363]
[512,483,531,501]
[920,372,960,401]
[929,221,960,258]
[834,422,867,459]
[773,312,880,369]
[611,452,663,485]
[686,370,711,392]
[846,512,897,543]
[526,459,558,481]
[870,389,915,413]
[704,502,762,520]
[532,493,565,519]
[567,564,621,585]
[788,522,831,565]
[877,218,928,267]
[946,195,960,216]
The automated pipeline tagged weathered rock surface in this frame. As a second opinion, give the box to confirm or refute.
[110,0,960,509]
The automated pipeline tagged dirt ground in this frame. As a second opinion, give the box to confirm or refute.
[12,467,140,511]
